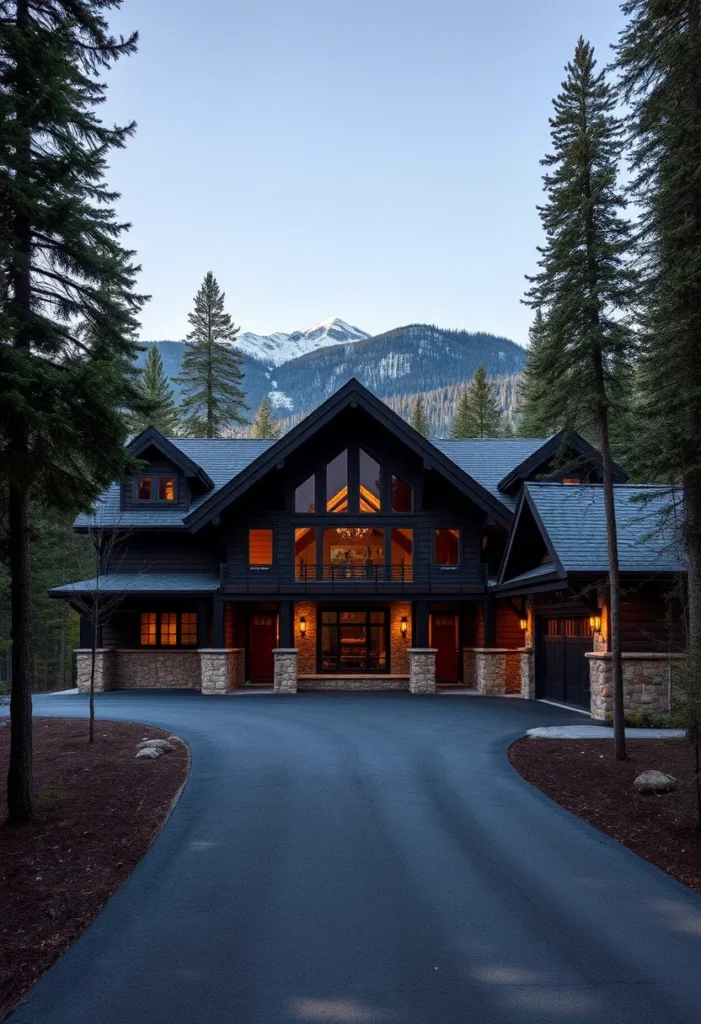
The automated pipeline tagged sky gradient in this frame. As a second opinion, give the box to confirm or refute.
[104,0,627,346]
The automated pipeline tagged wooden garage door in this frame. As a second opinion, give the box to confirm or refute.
[539,617,593,710]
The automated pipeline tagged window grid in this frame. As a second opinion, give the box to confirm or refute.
[160,612,178,646]
[180,612,198,645]
[140,612,157,646]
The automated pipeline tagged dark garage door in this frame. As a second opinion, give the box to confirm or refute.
[538,617,593,710]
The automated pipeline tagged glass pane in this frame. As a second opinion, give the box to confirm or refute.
[140,612,156,646]
[160,612,177,646]
[295,474,316,513]
[435,528,460,566]
[391,476,412,512]
[180,612,197,645]
[391,528,413,581]
[369,611,385,624]
[323,528,384,578]
[359,450,381,513]
[295,527,316,580]
[321,625,338,670]
[326,451,348,512]
[322,611,337,624]
[249,529,273,566]
[340,611,366,624]
[159,476,175,501]
[137,476,152,501]
[546,619,560,636]
[339,623,367,670]
[368,626,387,670]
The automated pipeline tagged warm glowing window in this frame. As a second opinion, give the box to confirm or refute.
[391,528,413,580]
[326,451,348,512]
[359,450,381,512]
[140,612,157,646]
[322,527,384,578]
[137,476,152,501]
[562,477,581,485]
[295,474,316,513]
[180,612,198,645]
[160,612,178,646]
[435,528,460,566]
[391,476,413,512]
[159,476,176,501]
[249,528,273,566]
[295,527,317,580]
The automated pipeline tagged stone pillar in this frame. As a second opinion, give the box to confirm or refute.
[408,648,436,694]
[75,649,114,693]
[199,649,234,695]
[586,652,681,721]
[273,648,298,693]
[519,647,535,699]
[462,648,477,688]
[474,649,506,695]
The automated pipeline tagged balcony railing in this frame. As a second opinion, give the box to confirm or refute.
[220,562,485,594]
[297,563,413,585]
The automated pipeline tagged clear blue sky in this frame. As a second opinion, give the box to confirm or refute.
[104,0,626,346]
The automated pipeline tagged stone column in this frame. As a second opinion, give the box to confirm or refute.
[408,648,436,694]
[199,649,234,695]
[273,648,298,693]
[75,649,114,693]
[519,647,535,699]
[474,649,506,695]
[586,652,681,720]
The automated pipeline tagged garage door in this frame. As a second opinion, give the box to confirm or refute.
[537,617,593,710]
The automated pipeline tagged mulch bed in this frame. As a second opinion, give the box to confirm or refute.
[509,737,701,893]
[0,718,189,1021]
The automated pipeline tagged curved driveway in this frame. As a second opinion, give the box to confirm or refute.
[9,691,701,1024]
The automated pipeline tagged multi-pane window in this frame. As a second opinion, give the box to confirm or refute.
[326,451,348,512]
[160,612,178,646]
[180,613,198,645]
[249,528,274,566]
[546,618,592,638]
[295,475,316,513]
[435,528,460,566]
[140,612,157,645]
[136,474,176,502]
[137,476,152,501]
[359,450,381,512]
[391,476,413,512]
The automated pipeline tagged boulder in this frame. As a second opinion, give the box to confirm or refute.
[136,739,174,753]
[634,770,676,794]
[136,747,162,760]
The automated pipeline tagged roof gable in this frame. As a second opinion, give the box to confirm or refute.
[184,378,513,531]
[496,429,628,493]
[128,427,215,491]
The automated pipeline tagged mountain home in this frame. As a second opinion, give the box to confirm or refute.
[52,379,685,718]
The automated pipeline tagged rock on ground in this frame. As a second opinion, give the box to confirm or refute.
[634,770,676,794]
[137,739,174,752]
[136,747,162,760]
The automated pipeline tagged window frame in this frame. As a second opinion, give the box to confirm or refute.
[139,611,199,648]
[434,527,461,568]
[248,527,275,570]
[391,475,414,513]
[134,473,178,504]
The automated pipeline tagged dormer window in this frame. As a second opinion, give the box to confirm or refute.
[137,476,152,500]
[159,476,175,501]
[135,474,177,503]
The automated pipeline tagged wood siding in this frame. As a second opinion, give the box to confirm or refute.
[620,581,685,653]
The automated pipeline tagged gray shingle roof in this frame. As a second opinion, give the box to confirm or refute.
[74,439,275,528]
[433,438,549,510]
[50,573,220,594]
[526,483,684,575]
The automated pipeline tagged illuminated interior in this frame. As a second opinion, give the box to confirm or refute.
[326,451,348,512]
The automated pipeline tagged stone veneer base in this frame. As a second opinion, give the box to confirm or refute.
[408,649,437,694]
[273,648,299,694]
[586,652,682,721]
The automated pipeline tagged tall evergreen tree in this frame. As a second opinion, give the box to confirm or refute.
[251,396,281,439]
[525,38,638,760]
[451,365,502,438]
[409,395,430,437]
[518,310,558,436]
[0,0,147,820]
[176,272,247,438]
[132,347,180,436]
[616,1,701,698]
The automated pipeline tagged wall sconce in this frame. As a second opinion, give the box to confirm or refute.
[519,617,528,632]
[400,617,408,637]
[299,616,306,636]
[589,612,602,633]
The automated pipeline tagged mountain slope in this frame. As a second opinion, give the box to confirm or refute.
[235,317,369,366]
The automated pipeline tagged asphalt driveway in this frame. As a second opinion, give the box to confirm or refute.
[7,691,701,1024]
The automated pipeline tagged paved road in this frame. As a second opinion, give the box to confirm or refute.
[8,691,701,1024]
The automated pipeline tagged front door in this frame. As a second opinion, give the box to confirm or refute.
[538,617,593,709]
[248,613,277,682]
[432,613,459,682]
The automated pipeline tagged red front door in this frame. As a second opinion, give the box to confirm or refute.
[432,613,459,682]
[248,614,277,682]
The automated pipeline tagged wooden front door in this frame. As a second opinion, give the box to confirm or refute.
[538,617,593,709]
[432,613,459,682]
[248,613,277,682]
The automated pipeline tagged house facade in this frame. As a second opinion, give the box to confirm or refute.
[52,379,685,717]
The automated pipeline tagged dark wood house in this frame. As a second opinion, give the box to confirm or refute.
[52,378,685,716]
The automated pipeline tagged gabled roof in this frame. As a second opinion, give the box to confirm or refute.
[128,426,215,490]
[50,572,220,595]
[495,429,628,494]
[184,378,514,531]
[499,483,684,587]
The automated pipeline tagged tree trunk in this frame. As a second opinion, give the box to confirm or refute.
[89,613,97,745]
[684,474,701,826]
[6,479,34,822]
[594,357,627,761]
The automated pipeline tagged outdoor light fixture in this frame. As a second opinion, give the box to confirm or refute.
[519,617,528,631]
[400,617,408,637]
[589,612,602,633]
[299,616,306,636]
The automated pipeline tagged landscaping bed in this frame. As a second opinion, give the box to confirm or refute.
[509,737,701,893]
[0,717,189,1020]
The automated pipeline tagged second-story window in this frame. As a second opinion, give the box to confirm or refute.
[249,528,273,568]
[391,476,413,512]
[326,451,348,512]
[137,476,152,501]
[359,450,381,512]
[295,474,316,513]
[435,528,460,566]
[136,474,176,502]
[159,476,176,501]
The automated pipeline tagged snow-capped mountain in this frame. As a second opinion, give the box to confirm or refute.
[234,317,369,367]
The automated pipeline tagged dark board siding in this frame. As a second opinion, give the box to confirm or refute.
[620,581,685,653]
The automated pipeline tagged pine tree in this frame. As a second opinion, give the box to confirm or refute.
[251,396,281,439]
[0,1,147,820]
[451,365,502,438]
[132,348,180,436]
[409,396,430,436]
[518,310,558,436]
[525,38,638,760]
[176,273,248,437]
